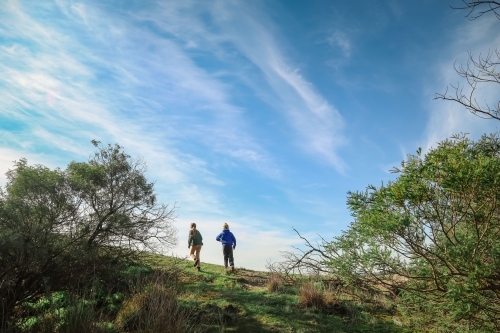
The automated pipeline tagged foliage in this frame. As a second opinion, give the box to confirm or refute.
[0,160,86,327]
[342,133,500,331]
[274,133,500,331]
[67,140,177,251]
[0,141,177,329]
[6,252,401,333]
[13,261,188,333]
[17,291,115,333]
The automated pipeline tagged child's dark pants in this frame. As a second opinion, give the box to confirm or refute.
[222,245,234,267]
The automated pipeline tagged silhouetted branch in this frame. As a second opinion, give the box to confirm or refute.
[453,1,500,20]
[435,49,500,120]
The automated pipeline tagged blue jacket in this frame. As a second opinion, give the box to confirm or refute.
[216,230,236,247]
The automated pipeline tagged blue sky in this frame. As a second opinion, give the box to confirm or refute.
[1,0,499,270]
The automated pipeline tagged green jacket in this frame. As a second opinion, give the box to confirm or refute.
[188,230,203,247]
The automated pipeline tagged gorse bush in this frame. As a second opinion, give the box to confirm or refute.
[342,134,500,332]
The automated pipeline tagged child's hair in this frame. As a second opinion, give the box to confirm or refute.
[223,223,229,230]
[190,223,197,237]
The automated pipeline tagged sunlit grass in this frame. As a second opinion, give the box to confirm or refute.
[15,252,406,333]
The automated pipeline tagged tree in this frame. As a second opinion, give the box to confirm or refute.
[0,160,83,326]
[435,1,500,120]
[67,140,177,252]
[0,141,177,328]
[279,134,500,332]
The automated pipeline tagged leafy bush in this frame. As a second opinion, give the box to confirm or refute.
[277,133,500,331]
[341,134,500,331]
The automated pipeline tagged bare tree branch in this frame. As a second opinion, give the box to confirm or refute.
[435,49,500,120]
[453,1,500,20]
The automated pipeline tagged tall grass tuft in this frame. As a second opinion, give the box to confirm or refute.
[266,274,284,293]
[298,281,324,309]
[115,271,203,333]
[116,285,182,332]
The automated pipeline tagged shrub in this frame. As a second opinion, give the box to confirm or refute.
[280,134,500,331]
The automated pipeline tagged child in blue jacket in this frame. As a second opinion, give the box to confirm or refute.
[216,223,237,272]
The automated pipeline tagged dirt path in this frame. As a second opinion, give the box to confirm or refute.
[233,268,269,290]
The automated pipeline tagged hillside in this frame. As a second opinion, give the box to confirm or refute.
[11,253,404,333]
[141,254,403,333]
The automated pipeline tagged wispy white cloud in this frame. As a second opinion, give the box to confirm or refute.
[0,0,356,269]
[0,4,207,218]
[1,0,281,176]
[137,0,347,172]
[0,0,283,180]
[326,31,352,57]
[209,1,347,172]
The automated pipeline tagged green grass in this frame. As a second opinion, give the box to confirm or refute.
[144,254,405,333]
[14,253,406,333]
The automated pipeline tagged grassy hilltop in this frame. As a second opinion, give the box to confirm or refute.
[145,255,402,333]
[12,252,403,333]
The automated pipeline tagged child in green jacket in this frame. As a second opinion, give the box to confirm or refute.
[188,223,203,271]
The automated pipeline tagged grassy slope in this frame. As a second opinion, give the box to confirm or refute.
[146,254,405,333]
